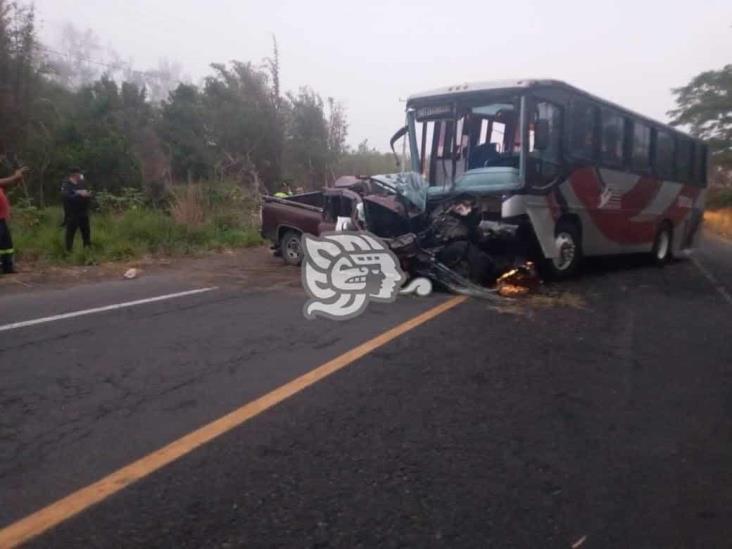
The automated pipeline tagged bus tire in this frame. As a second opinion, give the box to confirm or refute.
[541,219,582,280]
[651,223,673,266]
[280,230,304,266]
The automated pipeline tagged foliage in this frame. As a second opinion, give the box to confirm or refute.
[9,195,43,228]
[707,187,732,210]
[334,139,399,177]
[203,61,282,188]
[95,187,146,213]
[283,88,329,188]
[669,64,732,184]
[159,84,212,182]
[169,184,205,227]
[0,1,353,211]
[13,191,263,266]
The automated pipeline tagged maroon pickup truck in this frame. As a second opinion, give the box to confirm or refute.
[261,175,426,265]
[260,191,330,265]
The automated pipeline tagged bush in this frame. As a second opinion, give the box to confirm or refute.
[95,187,147,214]
[11,185,262,265]
[169,185,206,227]
[707,187,732,210]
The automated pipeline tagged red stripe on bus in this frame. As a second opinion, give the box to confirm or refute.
[568,167,697,245]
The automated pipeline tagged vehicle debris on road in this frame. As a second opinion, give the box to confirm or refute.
[261,173,542,299]
[123,268,141,279]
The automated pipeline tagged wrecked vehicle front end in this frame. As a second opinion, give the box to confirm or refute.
[328,170,538,298]
[321,84,557,297]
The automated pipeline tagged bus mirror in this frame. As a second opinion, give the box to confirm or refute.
[389,126,407,168]
[390,125,408,168]
[534,119,550,150]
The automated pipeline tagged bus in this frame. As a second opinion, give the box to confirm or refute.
[399,79,708,278]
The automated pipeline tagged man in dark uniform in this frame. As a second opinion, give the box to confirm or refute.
[0,167,29,274]
[61,167,93,251]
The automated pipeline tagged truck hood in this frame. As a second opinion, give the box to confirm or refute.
[369,172,429,213]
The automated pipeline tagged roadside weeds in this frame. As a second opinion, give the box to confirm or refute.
[704,208,732,240]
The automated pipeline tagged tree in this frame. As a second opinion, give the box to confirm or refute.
[669,65,732,184]
[284,88,329,189]
[51,23,104,88]
[265,35,281,111]
[202,61,281,189]
[326,97,348,181]
[334,139,397,177]
[0,1,350,204]
[159,83,212,182]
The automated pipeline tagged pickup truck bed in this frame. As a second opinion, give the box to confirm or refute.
[260,192,327,265]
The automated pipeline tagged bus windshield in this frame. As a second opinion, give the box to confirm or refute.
[409,94,525,194]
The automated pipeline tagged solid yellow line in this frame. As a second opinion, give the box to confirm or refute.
[0,295,467,548]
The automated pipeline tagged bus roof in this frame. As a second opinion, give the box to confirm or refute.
[407,79,702,143]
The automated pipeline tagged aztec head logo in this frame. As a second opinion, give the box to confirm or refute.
[301,232,406,320]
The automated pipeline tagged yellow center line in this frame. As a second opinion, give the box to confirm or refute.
[0,295,467,548]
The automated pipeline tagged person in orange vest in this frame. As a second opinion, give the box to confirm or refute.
[0,166,29,274]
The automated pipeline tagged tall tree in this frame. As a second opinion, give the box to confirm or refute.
[203,61,281,189]
[159,83,212,182]
[326,97,347,182]
[669,64,732,183]
[285,87,329,189]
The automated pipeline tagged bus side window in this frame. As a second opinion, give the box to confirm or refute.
[631,122,652,173]
[693,143,708,187]
[600,109,624,167]
[654,130,675,181]
[675,138,693,183]
[529,101,563,185]
[569,100,597,161]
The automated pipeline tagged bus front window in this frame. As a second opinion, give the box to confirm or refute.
[411,96,524,192]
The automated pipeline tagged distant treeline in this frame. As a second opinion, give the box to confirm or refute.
[0,1,396,206]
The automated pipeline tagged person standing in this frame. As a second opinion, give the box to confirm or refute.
[0,167,29,274]
[61,167,92,252]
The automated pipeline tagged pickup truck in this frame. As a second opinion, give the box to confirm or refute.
[261,174,426,265]
[261,191,328,265]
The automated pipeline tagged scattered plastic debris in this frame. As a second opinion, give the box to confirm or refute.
[123,268,140,279]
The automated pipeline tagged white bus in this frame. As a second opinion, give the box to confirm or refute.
[400,79,707,277]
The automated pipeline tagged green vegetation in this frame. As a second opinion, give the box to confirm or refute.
[706,187,732,210]
[11,184,262,266]
[0,1,396,208]
[0,1,400,268]
[669,64,732,187]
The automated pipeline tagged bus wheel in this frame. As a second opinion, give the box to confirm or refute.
[541,220,582,280]
[651,223,673,266]
[280,230,304,266]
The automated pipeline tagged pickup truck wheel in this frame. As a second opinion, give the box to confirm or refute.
[280,230,303,266]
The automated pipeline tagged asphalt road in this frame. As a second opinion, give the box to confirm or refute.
[1,234,731,548]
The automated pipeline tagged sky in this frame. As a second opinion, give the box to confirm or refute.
[32,0,732,151]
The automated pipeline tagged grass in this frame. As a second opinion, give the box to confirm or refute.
[704,187,732,240]
[704,208,732,240]
[707,187,732,210]
[12,205,262,266]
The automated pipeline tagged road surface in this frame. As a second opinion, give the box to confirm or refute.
[0,234,730,548]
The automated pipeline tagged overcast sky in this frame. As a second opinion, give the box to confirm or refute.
[32,0,732,151]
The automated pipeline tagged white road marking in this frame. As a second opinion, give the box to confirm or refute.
[691,257,732,305]
[0,287,219,333]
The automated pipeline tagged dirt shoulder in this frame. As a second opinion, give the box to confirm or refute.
[704,208,732,240]
[0,246,302,296]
